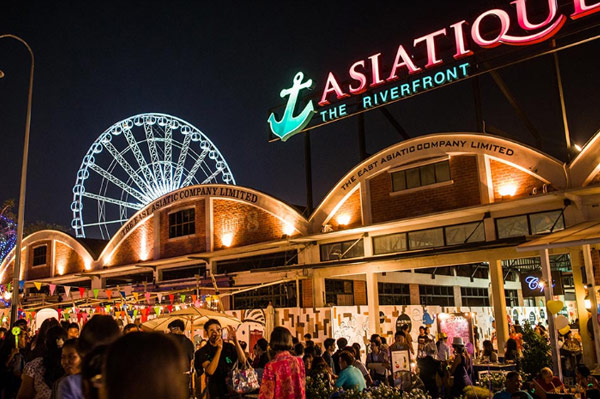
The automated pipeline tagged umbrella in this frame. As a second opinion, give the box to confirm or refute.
[141,306,241,333]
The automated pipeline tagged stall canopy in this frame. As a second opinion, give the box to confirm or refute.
[517,220,600,252]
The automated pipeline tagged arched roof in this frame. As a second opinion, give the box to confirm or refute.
[310,132,567,229]
[98,184,309,264]
[0,230,95,281]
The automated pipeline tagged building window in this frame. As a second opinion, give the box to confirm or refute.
[373,233,407,255]
[168,208,195,238]
[378,282,410,305]
[529,210,564,235]
[320,239,364,261]
[414,266,454,276]
[325,279,354,305]
[496,210,564,239]
[445,222,485,245]
[391,160,451,192]
[505,289,519,307]
[408,228,444,249]
[419,285,455,306]
[461,287,490,307]
[32,245,47,266]
[233,281,298,310]
[455,263,489,279]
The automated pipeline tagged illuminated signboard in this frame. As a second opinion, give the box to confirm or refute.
[519,270,563,297]
[267,0,600,142]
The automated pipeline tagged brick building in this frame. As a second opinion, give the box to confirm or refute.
[2,132,600,366]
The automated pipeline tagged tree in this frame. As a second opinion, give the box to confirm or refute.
[521,323,552,379]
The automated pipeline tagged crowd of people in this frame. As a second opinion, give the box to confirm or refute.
[0,317,599,399]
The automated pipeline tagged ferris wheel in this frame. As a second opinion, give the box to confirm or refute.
[71,113,235,239]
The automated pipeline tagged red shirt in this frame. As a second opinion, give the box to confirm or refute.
[536,376,564,392]
[258,351,305,399]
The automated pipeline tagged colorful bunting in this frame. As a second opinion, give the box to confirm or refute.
[18,281,24,290]
[49,284,56,296]
[64,286,71,297]
[105,289,112,300]
[133,292,139,302]
[180,294,186,303]
[192,294,197,302]
[169,294,174,304]
[144,292,151,303]
[154,306,161,315]
[33,282,42,291]
[79,287,86,298]
[93,289,99,299]
[156,293,163,303]
[167,304,173,313]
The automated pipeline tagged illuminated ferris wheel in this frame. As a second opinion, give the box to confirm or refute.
[71,113,235,239]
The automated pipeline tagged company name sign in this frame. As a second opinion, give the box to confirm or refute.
[267,0,600,142]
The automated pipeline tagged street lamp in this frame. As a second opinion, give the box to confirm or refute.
[0,34,35,324]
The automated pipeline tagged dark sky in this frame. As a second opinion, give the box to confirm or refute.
[0,1,599,238]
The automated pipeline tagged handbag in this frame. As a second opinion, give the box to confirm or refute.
[228,360,260,394]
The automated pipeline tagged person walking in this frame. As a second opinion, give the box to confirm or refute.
[259,327,305,399]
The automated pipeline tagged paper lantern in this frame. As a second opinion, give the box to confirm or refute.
[558,325,570,335]
[547,300,564,315]
[554,315,569,330]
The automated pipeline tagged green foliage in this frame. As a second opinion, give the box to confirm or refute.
[521,323,552,379]
[305,377,431,399]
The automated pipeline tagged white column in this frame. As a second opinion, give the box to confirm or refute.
[540,248,562,378]
[489,258,508,355]
[582,244,600,368]
[366,271,380,336]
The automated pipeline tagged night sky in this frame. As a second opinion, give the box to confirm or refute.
[0,1,599,238]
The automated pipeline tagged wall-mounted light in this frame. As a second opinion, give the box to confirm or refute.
[56,261,66,276]
[221,233,233,247]
[585,298,592,311]
[84,258,92,271]
[336,214,351,226]
[573,144,582,152]
[282,222,295,237]
[498,183,517,197]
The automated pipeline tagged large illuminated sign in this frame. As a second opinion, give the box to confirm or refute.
[267,0,600,142]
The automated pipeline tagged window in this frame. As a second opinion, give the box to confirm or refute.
[505,289,519,307]
[391,160,451,192]
[461,287,489,306]
[419,285,455,306]
[216,250,297,274]
[373,233,407,255]
[32,245,47,266]
[414,266,454,276]
[168,208,195,238]
[496,210,564,239]
[325,279,354,305]
[161,264,207,281]
[445,222,485,245]
[496,215,528,239]
[378,283,410,305]
[320,239,364,261]
[233,281,298,310]
[530,210,564,235]
[408,228,444,249]
[455,263,489,279]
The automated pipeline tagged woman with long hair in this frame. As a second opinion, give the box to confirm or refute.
[308,356,334,386]
[101,332,188,399]
[18,326,67,399]
[259,327,305,399]
[449,337,472,398]
[480,340,498,363]
[28,319,60,361]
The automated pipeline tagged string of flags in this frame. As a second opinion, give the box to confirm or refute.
[0,280,222,323]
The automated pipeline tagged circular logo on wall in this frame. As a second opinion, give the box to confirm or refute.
[396,314,412,332]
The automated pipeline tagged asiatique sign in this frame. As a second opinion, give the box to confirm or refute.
[267,0,600,142]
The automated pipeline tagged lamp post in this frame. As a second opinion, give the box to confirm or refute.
[0,34,35,324]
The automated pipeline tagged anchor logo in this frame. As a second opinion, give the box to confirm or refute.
[268,72,315,142]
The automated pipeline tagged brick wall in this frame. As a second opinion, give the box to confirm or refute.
[490,159,553,200]
[301,279,313,308]
[109,217,155,266]
[213,200,283,249]
[159,200,206,258]
[328,189,362,230]
[370,155,481,224]
[55,242,86,275]
[26,241,52,280]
